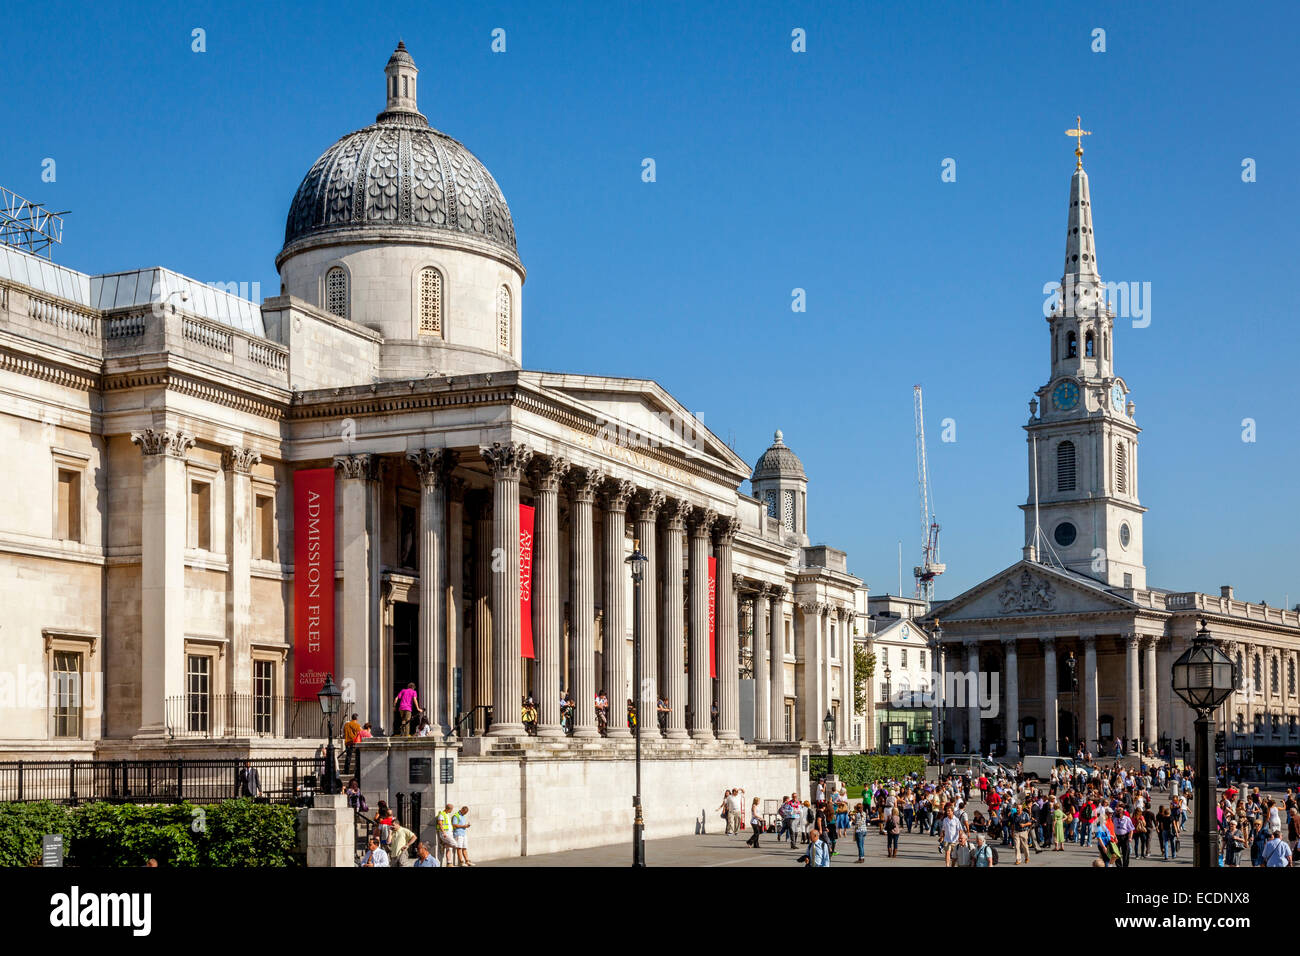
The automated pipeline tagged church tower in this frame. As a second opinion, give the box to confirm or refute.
[1022,120,1146,589]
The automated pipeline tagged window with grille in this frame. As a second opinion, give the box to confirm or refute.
[52,651,82,738]
[1289,658,1296,696]
[920,650,926,670]
[781,490,795,531]
[325,267,348,319]
[1254,655,1262,690]
[254,660,273,734]
[418,268,442,335]
[1057,441,1076,491]
[901,648,908,666]
[784,703,794,742]
[187,654,211,733]
[1115,441,1128,495]
[496,285,511,349]
[764,490,778,519]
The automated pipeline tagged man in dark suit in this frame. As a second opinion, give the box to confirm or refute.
[237,760,262,798]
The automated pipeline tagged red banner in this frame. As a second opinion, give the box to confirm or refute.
[293,468,335,701]
[708,555,717,679]
[519,502,535,659]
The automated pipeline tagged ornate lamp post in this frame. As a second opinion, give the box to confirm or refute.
[1065,650,1078,755]
[317,673,342,795]
[928,620,944,766]
[824,710,836,779]
[626,540,648,868]
[881,665,893,753]
[1171,618,1236,868]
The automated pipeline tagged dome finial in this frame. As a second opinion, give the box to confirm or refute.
[381,41,423,124]
[774,429,784,444]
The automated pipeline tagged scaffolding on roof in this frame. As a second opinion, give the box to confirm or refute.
[0,186,66,259]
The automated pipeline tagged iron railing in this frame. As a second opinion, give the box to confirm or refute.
[0,756,330,806]
[163,694,331,739]
[454,705,492,737]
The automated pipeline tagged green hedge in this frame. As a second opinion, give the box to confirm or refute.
[0,799,301,868]
[808,754,925,790]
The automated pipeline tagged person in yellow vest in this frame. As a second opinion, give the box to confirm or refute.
[436,803,458,867]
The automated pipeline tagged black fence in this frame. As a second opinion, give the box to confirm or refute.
[163,694,330,739]
[0,756,331,806]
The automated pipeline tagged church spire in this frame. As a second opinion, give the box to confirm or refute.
[1062,116,1099,284]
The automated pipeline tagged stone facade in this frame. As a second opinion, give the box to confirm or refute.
[0,44,861,764]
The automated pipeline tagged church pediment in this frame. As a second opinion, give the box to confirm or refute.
[931,561,1138,622]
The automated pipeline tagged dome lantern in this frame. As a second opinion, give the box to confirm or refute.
[380,40,424,124]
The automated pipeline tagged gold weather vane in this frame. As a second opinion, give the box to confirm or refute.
[1065,115,1091,168]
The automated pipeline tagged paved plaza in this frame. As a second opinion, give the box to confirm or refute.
[492,820,1196,868]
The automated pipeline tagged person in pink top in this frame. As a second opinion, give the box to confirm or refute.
[393,683,423,736]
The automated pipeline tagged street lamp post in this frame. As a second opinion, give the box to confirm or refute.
[626,541,648,868]
[1171,618,1236,869]
[1065,650,1078,757]
[929,620,944,767]
[824,711,836,780]
[317,673,342,795]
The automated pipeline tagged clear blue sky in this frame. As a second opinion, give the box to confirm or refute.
[5,0,1297,603]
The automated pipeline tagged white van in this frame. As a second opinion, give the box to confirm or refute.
[1021,755,1074,780]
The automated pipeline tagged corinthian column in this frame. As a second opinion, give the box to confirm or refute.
[1082,635,1098,753]
[601,478,635,737]
[755,585,772,740]
[1126,633,1140,752]
[408,448,449,733]
[529,456,568,737]
[1043,637,1058,756]
[714,517,741,740]
[471,490,493,721]
[770,586,787,740]
[841,607,855,747]
[688,507,716,739]
[660,499,690,739]
[333,452,376,725]
[568,467,601,738]
[133,428,194,735]
[1143,636,1158,753]
[632,490,664,731]
[1002,638,1019,757]
[221,446,260,703]
[480,441,532,736]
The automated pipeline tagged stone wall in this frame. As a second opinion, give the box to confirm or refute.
[357,739,805,861]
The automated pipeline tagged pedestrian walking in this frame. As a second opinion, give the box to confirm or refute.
[745,798,764,847]
[852,803,869,863]
[237,760,262,799]
[393,682,422,736]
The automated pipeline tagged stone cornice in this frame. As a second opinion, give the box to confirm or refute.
[105,365,290,420]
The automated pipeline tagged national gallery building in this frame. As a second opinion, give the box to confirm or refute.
[0,44,864,764]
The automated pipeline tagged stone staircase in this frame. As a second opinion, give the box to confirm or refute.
[459,733,761,760]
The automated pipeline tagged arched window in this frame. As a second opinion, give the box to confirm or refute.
[325,267,348,319]
[418,268,443,336]
[1056,441,1076,492]
[1085,330,1095,357]
[496,285,512,350]
[1115,441,1128,495]
[1067,331,1078,358]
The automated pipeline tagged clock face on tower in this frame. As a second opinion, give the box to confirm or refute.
[1052,380,1080,411]
[1110,383,1125,413]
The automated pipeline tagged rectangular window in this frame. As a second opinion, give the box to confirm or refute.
[784,620,792,656]
[187,654,211,733]
[901,648,908,667]
[784,702,794,742]
[254,494,275,561]
[920,650,927,670]
[52,650,82,738]
[56,469,82,542]
[189,480,212,551]
[254,660,273,734]
[880,646,888,666]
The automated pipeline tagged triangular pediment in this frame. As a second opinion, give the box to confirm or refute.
[929,560,1139,622]
[521,370,750,482]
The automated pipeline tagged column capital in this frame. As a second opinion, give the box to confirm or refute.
[132,427,195,459]
[799,601,819,615]
[687,506,716,537]
[1125,632,1141,649]
[731,572,745,592]
[712,515,741,546]
[406,447,451,487]
[220,445,261,474]
[1041,635,1057,650]
[758,582,774,599]
[661,497,691,533]
[480,440,533,479]
[1140,634,1158,649]
[528,455,571,494]
[601,476,636,514]
[1000,636,1018,648]
[770,584,788,601]
[333,452,376,481]
[632,489,665,521]
[567,465,605,504]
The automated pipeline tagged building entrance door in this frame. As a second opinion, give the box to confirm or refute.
[392,603,419,731]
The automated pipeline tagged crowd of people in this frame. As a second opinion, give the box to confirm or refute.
[347,777,475,868]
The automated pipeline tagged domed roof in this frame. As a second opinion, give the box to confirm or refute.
[752,430,807,481]
[280,44,517,264]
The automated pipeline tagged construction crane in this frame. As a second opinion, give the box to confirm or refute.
[913,385,946,610]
